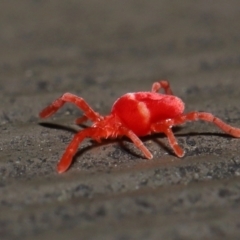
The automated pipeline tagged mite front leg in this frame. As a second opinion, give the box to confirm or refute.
[151,80,174,95]
[57,128,97,173]
[75,115,88,125]
[172,112,240,138]
[39,93,102,123]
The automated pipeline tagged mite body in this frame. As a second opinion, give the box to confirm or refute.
[39,81,240,173]
[112,92,184,136]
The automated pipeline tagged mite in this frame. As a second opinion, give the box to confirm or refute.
[39,81,240,173]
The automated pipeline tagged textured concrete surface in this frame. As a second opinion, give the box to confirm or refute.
[1,0,240,239]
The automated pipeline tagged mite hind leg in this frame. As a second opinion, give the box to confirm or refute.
[172,112,240,138]
[120,127,153,159]
[151,123,184,157]
[151,80,174,95]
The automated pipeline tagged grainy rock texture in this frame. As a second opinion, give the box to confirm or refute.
[1,0,240,239]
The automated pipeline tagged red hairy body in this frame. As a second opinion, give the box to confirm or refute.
[112,92,184,136]
[39,80,240,173]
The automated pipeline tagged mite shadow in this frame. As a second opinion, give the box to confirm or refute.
[39,122,231,162]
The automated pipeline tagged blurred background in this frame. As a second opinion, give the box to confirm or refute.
[1,0,240,239]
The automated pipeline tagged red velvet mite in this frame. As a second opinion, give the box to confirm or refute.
[39,81,240,173]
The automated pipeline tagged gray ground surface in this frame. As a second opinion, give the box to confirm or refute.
[1,0,240,239]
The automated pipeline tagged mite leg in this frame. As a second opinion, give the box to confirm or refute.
[39,93,102,122]
[163,128,185,157]
[57,128,98,173]
[151,123,184,157]
[75,115,88,125]
[172,112,240,138]
[151,80,174,95]
[120,127,153,159]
